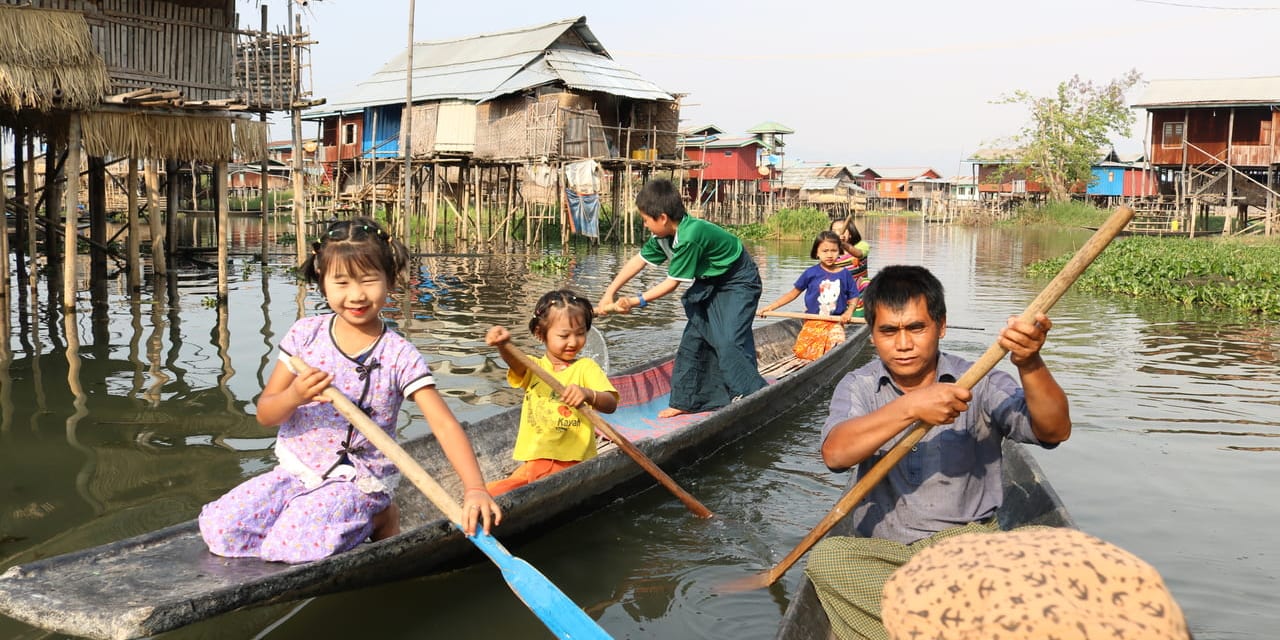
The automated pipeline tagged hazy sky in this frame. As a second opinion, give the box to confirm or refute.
[243,0,1279,176]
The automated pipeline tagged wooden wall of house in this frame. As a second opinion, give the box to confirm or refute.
[878,179,910,199]
[12,0,238,100]
[1149,107,1280,167]
[1122,168,1158,197]
[687,147,761,181]
[318,114,364,163]
[975,164,1047,193]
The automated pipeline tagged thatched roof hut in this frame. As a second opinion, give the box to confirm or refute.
[0,7,109,111]
[0,2,268,162]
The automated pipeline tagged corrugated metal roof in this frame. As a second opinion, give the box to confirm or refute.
[871,166,938,180]
[746,120,795,134]
[540,49,673,101]
[1133,76,1280,108]
[802,177,841,190]
[696,135,767,150]
[782,164,852,189]
[681,124,723,136]
[313,16,671,115]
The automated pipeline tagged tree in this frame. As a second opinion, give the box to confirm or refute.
[995,71,1142,203]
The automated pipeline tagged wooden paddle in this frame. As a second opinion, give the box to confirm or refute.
[494,341,715,519]
[760,309,986,331]
[722,205,1134,591]
[287,356,611,639]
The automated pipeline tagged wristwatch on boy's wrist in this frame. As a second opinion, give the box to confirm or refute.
[637,293,648,308]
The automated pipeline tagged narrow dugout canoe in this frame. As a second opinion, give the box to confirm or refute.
[774,439,1075,640]
[0,318,868,640]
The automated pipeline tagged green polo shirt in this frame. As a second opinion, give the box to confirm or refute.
[638,216,743,282]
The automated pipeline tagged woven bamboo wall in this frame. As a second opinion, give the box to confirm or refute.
[409,103,439,156]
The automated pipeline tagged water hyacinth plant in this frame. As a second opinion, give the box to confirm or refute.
[1026,237,1280,316]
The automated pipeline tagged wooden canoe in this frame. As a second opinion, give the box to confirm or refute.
[774,439,1075,640]
[0,318,868,640]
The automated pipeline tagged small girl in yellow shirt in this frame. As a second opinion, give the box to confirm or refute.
[484,290,618,495]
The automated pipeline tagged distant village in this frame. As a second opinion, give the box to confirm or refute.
[235,16,1279,238]
[1,6,1277,306]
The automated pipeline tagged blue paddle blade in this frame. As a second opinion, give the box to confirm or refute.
[465,528,612,639]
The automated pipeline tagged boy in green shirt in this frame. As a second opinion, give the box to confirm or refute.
[599,178,767,417]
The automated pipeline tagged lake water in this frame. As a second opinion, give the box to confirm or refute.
[1,216,1276,639]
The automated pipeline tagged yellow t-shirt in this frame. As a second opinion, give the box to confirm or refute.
[510,356,616,462]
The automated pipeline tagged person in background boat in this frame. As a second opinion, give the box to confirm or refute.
[758,230,861,361]
[198,217,500,564]
[598,178,767,418]
[484,290,619,495]
[805,264,1071,640]
[881,527,1190,640]
[830,216,870,318]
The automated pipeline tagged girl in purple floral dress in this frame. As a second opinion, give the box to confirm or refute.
[198,218,500,563]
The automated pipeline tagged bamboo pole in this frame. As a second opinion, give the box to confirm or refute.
[127,159,140,291]
[0,133,8,304]
[215,159,229,301]
[25,135,37,294]
[63,115,83,312]
[290,12,307,266]
[260,110,270,263]
[401,0,415,242]
[11,129,25,287]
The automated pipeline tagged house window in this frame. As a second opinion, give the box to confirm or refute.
[1108,171,1115,182]
[723,150,733,157]
[342,123,357,146]
[1162,122,1184,148]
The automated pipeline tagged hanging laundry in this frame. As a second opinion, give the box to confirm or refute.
[563,159,603,239]
[565,188,600,239]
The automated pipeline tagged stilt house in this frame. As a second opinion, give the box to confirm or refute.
[306,16,681,217]
[1132,76,1280,234]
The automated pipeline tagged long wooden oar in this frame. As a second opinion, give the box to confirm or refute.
[760,309,987,331]
[723,205,1134,591]
[288,356,611,639]
[760,310,851,323]
[494,342,715,519]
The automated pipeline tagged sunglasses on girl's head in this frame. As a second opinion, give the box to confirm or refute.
[325,221,389,241]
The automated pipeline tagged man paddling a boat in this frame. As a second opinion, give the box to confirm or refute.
[806,265,1072,640]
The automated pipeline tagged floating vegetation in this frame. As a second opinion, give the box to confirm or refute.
[529,253,571,273]
[1027,237,1280,316]
[734,207,832,240]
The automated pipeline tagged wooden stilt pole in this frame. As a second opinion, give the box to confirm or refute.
[25,134,37,293]
[11,129,24,287]
[45,129,62,267]
[0,132,9,305]
[165,159,179,257]
[63,114,82,312]
[127,159,141,291]
[146,160,166,276]
[215,159,229,302]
